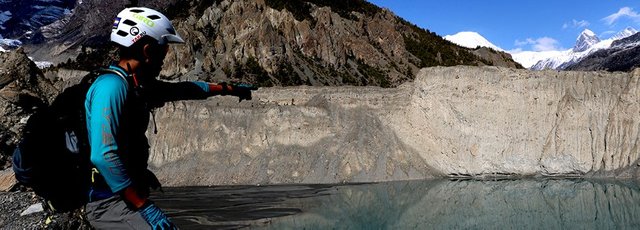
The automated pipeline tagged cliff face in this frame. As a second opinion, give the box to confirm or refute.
[146,66,640,186]
[148,87,437,185]
[396,67,639,177]
[161,0,523,87]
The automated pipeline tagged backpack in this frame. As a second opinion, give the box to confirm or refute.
[12,68,128,212]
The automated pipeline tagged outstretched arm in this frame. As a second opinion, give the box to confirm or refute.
[147,80,257,103]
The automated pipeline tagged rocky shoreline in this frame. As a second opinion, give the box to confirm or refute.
[0,189,43,230]
[0,169,91,229]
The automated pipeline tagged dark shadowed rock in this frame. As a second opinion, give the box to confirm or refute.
[0,49,56,168]
[470,47,523,69]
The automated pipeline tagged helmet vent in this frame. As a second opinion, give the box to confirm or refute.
[122,19,137,26]
[148,15,161,20]
[116,30,129,37]
[166,28,176,35]
[130,9,144,13]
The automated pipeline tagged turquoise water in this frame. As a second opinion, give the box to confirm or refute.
[153,179,640,229]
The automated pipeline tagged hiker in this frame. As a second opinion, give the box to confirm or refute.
[85,7,256,229]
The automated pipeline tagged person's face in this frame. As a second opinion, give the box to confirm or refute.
[140,44,169,80]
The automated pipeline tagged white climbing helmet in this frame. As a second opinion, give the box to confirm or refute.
[111,7,184,47]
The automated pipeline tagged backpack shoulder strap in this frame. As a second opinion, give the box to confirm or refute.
[98,68,128,82]
[81,67,130,87]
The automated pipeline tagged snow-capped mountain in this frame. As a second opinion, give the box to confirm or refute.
[611,27,638,40]
[443,31,558,68]
[530,28,638,70]
[573,29,599,52]
[566,31,640,71]
[510,50,564,69]
[444,31,504,51]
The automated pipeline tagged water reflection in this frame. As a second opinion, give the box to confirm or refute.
[153,179,640,229]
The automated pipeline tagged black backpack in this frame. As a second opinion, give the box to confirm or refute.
[12,68,127,212]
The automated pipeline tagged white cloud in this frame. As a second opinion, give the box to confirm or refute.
[603,7,640,25]
[533,37,562,51]
[562,19,590,29]
[514,37,562,52]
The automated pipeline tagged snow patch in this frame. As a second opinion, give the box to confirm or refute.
[0,39,21,48]
[510,50,564,69]
[28,57,54,69]
[444,31,504,51]
[35,61,54,69]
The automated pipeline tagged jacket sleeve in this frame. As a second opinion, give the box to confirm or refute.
[148,80,212,103]
[86,74,131,193]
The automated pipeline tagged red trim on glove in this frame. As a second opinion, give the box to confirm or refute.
[122,186,147,209]
[208,83,232,94]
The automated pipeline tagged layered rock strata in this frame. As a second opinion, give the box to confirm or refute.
[148,66,640,186]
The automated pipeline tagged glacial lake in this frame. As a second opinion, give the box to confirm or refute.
[153,179,640,229]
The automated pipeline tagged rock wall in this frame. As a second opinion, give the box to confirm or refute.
[147,66,640,186]
[26,0,522,88]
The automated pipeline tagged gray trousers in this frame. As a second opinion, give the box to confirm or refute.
[85,195,151,230]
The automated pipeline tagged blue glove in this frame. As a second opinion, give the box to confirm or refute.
[139,202,177,230]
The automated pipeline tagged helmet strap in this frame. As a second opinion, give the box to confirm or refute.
[127,63,140,88]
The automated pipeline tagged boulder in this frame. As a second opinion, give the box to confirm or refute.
[0,169,16,192]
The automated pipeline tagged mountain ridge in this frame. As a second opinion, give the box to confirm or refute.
[444,27,640,71]
[566,31,640,71]
[530,27,638,70]
[22,0,522,87]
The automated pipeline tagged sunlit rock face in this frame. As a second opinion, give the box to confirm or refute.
[146,66,640,186]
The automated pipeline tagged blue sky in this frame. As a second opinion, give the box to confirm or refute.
[367,0,640,52]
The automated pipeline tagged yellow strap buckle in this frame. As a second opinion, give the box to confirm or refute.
[91,168,100,183]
